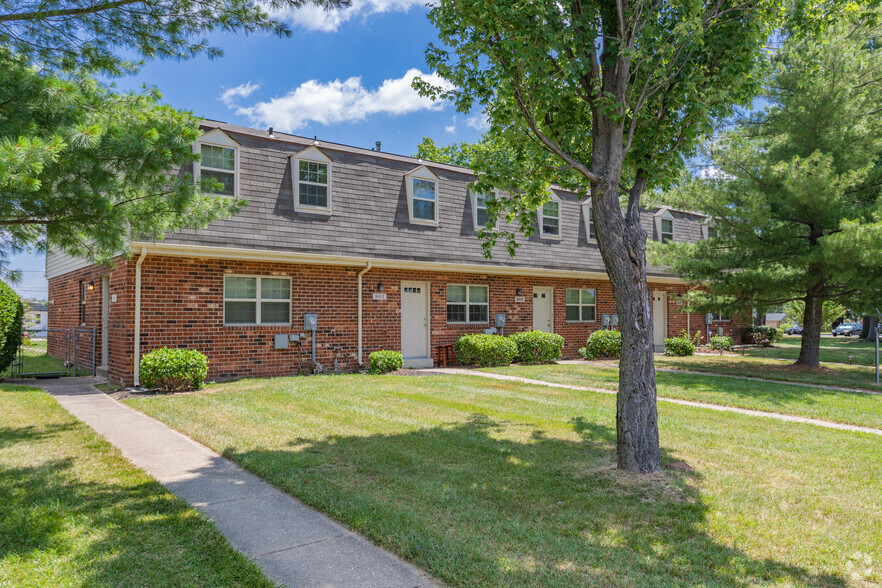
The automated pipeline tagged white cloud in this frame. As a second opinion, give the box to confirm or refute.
[465,113,490,131]
[698,166,733,180]
[220,82,261,107]
[235,69,454,131]
[444,116,457,133]
[275,0,426,33]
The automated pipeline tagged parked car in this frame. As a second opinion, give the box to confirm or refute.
[832,323,861,337]
[785,325,803,335]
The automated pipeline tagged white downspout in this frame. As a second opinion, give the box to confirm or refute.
[133,247,147,386]
[357,262,372,366]
[686,285,701,338]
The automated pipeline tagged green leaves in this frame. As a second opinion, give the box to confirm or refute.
[0,49,243,264]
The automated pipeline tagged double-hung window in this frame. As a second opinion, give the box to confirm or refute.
[540,201,560,238]
[405,166,440,225]
[200,144,236,196]
[706,225,717,239]
[661,218,674,243]
[582,201,596,242]
[224,276,291,325]
[473,190,495,230]
[446,284,489,324]
[709,311,728,322]
[565,288,596,322]
[293,146,333,214]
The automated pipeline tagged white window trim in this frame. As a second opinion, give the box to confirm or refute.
[471,189,498,231]
[701,218,717,239]
[223,274,292,327]
[565,288,597,323]
[194,129,240,199]
[537,191,562,240]
[405,165,440,226]
[446,283,490,324]
[292,145,333,215]
[654,208,675,243]
[709,311,730,322]
[581,199,596,243]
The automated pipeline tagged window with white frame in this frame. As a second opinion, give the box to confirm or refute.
[473,190,494,230]
[446,284,489,323]
[540,200,560,238]
[405,166,440,225]
[706,225,717,239]
[709,311,728,322]
[582,201,596,241]
[565,288,596,322]
[200,144,236,196]
[292,146,332,214]
[224,275,291,325]
[661,218,674,243]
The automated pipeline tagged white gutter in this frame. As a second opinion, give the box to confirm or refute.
[131,241,689,285]
[357,262,372,366]
[133,247,147,386]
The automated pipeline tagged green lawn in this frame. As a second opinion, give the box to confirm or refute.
[483,363,882,429]
[0,384,277,587]
[125,374,881,587]
[744,334,877,365]
[0,339,87,378]
[653,354,882,393]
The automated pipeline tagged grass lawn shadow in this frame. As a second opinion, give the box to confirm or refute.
[224,413,844,587]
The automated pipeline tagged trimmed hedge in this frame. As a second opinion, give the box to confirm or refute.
[741,325,780,345]
[509,330,564,364]
[709,335,733,351]
[368,350,403,374]
[0,281,23,374]
[454,334,518,367]
[579,329,622,360]
[140,348,209,392]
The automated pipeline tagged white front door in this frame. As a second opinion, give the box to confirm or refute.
[532,287,554,332]
[401,282,429,359]
[652,291,667,346]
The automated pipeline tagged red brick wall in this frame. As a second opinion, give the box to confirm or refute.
[48,255,747,385]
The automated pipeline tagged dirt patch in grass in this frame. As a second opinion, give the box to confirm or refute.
[771,364,836,374]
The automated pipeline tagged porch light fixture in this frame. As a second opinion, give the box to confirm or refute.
[515,287,523,296]
[377,282,384,292]
[87,281,95,291]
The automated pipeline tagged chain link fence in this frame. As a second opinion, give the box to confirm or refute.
[6,328,96,378]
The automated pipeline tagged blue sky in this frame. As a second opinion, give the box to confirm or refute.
[15,0,486,300]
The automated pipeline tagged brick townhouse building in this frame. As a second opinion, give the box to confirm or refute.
[46,121,741,386]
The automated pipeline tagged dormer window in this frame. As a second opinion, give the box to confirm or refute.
[537,192,562,239]
[472,190,496,230]
[654,208,675,243]
[701,219,717,239]
[292,146,332,214]
[195,129,240,197]
[581,199,596,242]
[405,166,440,226]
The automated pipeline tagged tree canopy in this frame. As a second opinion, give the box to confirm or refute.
[417,0,778,472]
[0,0,345,75]
[657,16,882,366]
[0,50,242,265]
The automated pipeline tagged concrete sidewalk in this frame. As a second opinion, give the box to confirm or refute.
[420,368,882,437]
[28,377,439,588]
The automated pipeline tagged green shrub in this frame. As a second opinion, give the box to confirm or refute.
[709,335,733,351]
[664,331,697,357]
[0,281,23,374]
[368,350,403,374]
[140,347,209,392]
[454,334,518,367]
[509,330,564,364]
[741,325,779,345]
[581,329,622,360]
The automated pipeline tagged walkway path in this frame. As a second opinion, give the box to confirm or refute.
[420,368,882,437]
[29,377,439,588]
[555,359,882,396]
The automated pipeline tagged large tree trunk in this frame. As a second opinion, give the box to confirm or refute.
[796,287,824,367]
[591,135,660,473]
[861,315,877,341]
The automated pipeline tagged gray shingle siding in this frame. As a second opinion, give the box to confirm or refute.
[164,122,705,277]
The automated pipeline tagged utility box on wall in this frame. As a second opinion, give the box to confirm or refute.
[304,314,318,331]
[274,334,289,349]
